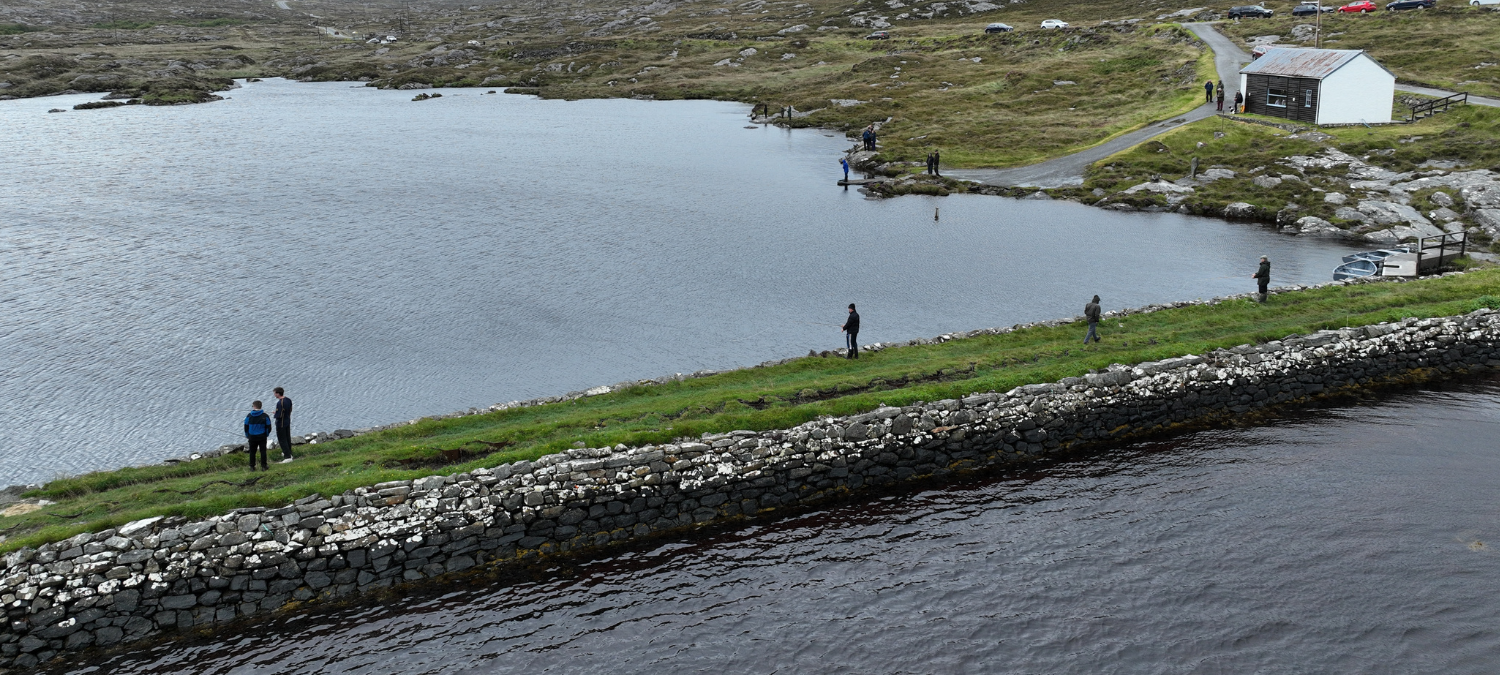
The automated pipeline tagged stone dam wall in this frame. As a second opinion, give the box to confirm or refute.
[3,303,1500,670]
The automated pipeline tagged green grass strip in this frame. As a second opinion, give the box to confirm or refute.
[4,268,1500,553]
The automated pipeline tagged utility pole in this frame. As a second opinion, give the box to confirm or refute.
[1316,4,1322,48]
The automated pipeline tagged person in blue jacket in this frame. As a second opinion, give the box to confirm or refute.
[841,157,850,181]
[244,401,272,471]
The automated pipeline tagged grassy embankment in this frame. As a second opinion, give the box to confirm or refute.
[1217,5,1500,98]
[4,268,1500,554]
[1072,103,1500,250]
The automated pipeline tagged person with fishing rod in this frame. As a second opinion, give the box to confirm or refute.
[244,401,273,471]
[842,303,860,359]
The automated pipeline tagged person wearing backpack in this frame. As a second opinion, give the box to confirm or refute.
[244,401,272,471]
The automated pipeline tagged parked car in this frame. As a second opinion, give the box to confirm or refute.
[984,22,1014,32]
[1292,2,1335,14]
[1250,44,1273,58]
[1471,0,1500,5]
[1228,4,1275,17]
[865,30,890,39]
[1386,0,1434,8]
[1040,19,1068,28]
[1339,0,1377,11]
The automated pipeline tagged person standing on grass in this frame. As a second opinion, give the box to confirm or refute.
[932,149,941,177]
[1216,85,1225,112]
[1205,80,1214,103]
[273,386,294,464]
[244,401,272,471]
[1252,256,1271,303]
[842,303,861,359]
[1234,90,1244,114]
[862,125,874,151]
[841,156,851,181]
[1084,295,1102,344]
[925,151,934,175]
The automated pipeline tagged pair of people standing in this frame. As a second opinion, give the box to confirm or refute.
[861,125,878,151]
[925,150,941,176]
[243,387,294,471]
[1079,256,1270,343]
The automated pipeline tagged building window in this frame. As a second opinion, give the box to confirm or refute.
[1304,89,1314,108]
[1267,87,1288,108]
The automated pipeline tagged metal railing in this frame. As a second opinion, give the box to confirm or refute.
[1407,92,1468,123]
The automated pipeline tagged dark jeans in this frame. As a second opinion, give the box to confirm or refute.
[1084,321,1099,343]
[1258,282,1269,302]
[846,332,859,359]
[276,426,293,459]
[248,435,268,469]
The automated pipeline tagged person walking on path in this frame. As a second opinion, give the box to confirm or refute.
[841,156,850,181]
[1252,256,1271,303]
[273,386,294,463]
[842,303,861,359]
[1204,80,1214,103]
[1216,85,1225,112]
[1234,90,1243,114]
[932,149,941,177]
[1084,295,1102,344]
[244,401,272,471]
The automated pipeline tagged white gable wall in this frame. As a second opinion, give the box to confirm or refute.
[1315,54,1394,125]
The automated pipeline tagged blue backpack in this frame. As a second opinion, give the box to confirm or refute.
[245,410,271,436]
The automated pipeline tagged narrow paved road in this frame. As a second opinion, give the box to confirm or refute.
[949,21,1495,188]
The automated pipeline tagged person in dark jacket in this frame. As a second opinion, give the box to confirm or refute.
[1216,85,1225,112]
[925,151,934,175]
[862,126,874,151]
[273,387,294,463]
[244,401,272,471]
[932,149,941,177]
[1084,295,1102,343]
[842,303,860,359]
[1234,90,1244,114]
[1252,256,1271,303]
[1204,80,1214,103]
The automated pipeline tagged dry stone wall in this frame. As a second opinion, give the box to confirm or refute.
[3,304,1500,670]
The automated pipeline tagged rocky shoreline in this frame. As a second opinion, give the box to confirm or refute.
[844,125,1500,255]
[2,271,1498,670]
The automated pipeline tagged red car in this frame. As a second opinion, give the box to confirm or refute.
[1339,1,1377,11]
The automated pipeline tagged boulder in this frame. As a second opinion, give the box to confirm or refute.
[1356,200,1431,227]
[1334,206,1368,222]
[1252,175,1283,189]
[1292,216,1343,237]
[1199,168,1235,182]
[1324,191,1347,205]
[1222,202,1258,219]
[1430,191,1454,208]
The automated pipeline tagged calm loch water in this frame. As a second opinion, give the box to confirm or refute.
[1,79,1352,484]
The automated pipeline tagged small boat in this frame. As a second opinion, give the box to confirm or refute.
[1333,259,1379,280]
[1333,246,1412,280]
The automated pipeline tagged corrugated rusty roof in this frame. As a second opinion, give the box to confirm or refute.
[1239,48,1366,79]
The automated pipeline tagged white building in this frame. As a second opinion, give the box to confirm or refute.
[1239,48,1396,125]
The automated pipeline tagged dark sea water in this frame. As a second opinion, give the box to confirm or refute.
[46,374,1500,674]
[1,79,1354,484]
